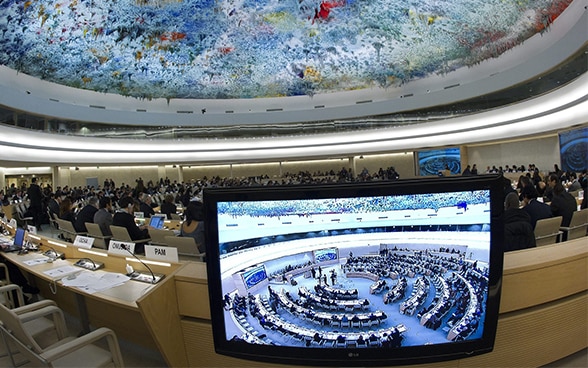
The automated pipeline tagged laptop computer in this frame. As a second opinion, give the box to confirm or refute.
[149,215,166,229]
[1,228,26,252]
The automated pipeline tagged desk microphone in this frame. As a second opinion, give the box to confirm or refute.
[74,257,104,271]
[42,246,65,262]
[121,244,162,284]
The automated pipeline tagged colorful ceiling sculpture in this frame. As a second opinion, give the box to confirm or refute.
[0,0,572,100]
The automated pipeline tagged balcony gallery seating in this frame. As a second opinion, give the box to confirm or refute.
[0,299,124,367]
[534,216,563,246]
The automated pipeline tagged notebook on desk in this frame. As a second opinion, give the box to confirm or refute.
[1,227,25,252]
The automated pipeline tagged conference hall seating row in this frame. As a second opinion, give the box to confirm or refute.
[420,274,452,328]
[383,277,407,304]
[274,287,387,328]
[399,276,429,316]
[315,283,359,300]
[298,286,369,311]
[51,218,205,260]
[447,273,482,341]
[252,294,406,348]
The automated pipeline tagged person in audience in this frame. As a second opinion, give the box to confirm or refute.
[502,176,516,200]
[138,193,155,218]
[58,196,77,226]
[160,193,177,219]
[113,196,150,253]
[470,164,478,175]
[566,172,582,192]
[548,174,577,228]
[26,177,45,230]
[94,196,113,236]
[47,192,62,218]
[180,201,205,253]
[521,186,552,229]
[74,196,99,233]
[503,192,535,251]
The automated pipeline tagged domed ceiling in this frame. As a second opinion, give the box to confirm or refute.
[0,0,573,100]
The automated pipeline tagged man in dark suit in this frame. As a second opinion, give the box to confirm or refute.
[521,186,552,229]
[74,196,99,233]
[547,174,577,228]
[26,177,44,230]
[112,196,149,253]
[503,192,536,251]
[138,193,155,218]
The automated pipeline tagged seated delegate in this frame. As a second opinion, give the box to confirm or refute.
[112,196,150,253]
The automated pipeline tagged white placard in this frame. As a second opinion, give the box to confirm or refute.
[108,240,135,255]
[145,245,178,263]
[9,219,17,228]
[73,235,94,249]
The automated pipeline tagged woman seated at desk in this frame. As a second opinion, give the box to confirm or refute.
[179,201,205,253]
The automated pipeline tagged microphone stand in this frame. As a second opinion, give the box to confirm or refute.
[74,257,104,271]
[122,245,164,284]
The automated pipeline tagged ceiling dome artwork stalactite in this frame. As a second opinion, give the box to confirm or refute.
[0,0,573,100]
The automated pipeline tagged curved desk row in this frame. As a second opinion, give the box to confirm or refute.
[173,237,587,367]
[0,223,187,365]
[3,220,587,367]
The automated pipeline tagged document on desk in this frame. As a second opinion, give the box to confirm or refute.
[23,256,52,266]
[61,270,131,294]
[43,265,80,279]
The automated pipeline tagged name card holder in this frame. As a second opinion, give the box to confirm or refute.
[73,235,94,249]
[145,245,179,263]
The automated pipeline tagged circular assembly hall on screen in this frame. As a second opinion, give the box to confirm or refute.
[217,190,491,349]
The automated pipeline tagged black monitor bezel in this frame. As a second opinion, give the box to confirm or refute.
[203,175,504,366]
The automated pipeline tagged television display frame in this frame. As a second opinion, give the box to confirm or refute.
[204,175,504,366]
[416,147,461,176]
[558,126,588,173]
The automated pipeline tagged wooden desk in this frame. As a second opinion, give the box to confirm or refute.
[0,223,187,366]
[171,238,588,368]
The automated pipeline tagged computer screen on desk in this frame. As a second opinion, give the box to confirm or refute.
[1,227,25,252]
[149,215,165,229]
[203,175,505,366]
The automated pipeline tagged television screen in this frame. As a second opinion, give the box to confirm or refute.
[204,175,504,366]
[559,127,588,173]
[417,147,461,176]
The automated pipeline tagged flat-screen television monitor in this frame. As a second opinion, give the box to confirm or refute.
[204,175,504,366]
[559,126,588,173]
[417,147,461,176]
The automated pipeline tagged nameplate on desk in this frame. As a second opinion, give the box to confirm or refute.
[9,219,17,228]
[73,235,94,249]
[145,245,178,263]
[108,241,135,255]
